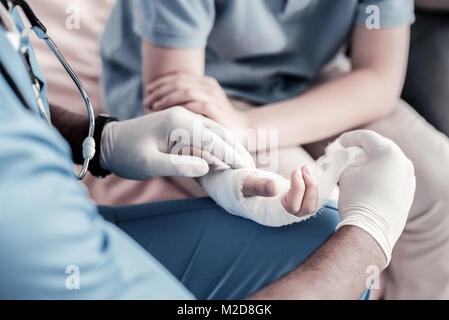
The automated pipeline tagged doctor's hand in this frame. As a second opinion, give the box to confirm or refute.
[336,130,416,267]
[99,106,255,180]
[144,72,249,130]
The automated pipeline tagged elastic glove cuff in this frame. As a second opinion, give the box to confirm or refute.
[89,114,118,178]
[336,210,391,267]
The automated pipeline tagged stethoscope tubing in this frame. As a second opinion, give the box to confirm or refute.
[0,0,96,179]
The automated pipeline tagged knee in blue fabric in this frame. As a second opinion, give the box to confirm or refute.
[98,198,340,299]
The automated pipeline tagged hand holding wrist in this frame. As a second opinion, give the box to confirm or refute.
[98,107,254,180]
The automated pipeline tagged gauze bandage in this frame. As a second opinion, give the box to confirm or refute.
[200,139,367,227]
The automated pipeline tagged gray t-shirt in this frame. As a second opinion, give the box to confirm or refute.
[101,0,415,120]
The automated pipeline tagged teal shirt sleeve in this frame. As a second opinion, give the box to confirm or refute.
[0,86,193,299]
[132,0,215,48]
[0,20,193,299]
[356,0,415,27]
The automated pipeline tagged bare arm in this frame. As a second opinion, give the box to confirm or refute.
[247,25,410,147]
[142,42,204,110]
[249,226,386,300]
[142,26,409,148]
[50,105,89,165]
[415,0,449,11]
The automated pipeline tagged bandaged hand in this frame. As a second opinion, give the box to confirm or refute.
[99,106,254,180]
[200,137,366,227]
[200,167,320,227]
[337,130,416,267]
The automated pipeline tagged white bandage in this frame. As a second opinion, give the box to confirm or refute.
[200,139,367,227]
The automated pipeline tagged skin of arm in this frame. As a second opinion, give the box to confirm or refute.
[50,105,89,165]
[142,25,410,148]
[142,43,205,92]
[415,0,449,11]
[249,225,386,300]
[247,25,410,146]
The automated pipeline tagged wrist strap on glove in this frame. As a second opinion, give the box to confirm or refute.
[88,114,118,178]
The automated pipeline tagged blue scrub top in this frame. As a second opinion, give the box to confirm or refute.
[101,0,415,120]
[0,8,193,299]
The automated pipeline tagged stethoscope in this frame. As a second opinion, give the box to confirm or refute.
[0,0,95,179]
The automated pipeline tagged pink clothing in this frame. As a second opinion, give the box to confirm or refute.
[29,0,190,205]
[30,0,114,114]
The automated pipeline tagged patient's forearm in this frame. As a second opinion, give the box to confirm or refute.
[247,70,396,147]
[246,26,409,148]
[249,226,385,300]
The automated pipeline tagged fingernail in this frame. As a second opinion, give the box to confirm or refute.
[266,181,275,195]
[303,165,311,175]
[296,169,303,179]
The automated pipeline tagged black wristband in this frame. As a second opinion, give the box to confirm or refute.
[88,114,118,178]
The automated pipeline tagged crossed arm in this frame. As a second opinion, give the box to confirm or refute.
[142,25,410,148]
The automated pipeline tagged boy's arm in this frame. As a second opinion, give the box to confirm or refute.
[245,25,410,147]
[142,25,410,148]
[142,42,205,111]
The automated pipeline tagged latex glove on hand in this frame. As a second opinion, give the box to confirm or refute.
[99,106,255,180]
[337,130,416,267]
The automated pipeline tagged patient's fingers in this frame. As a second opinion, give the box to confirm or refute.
[298,166,319,216]
[152,89,211,111]
[145,82,207,110]
[282,169,305,215]
[242,174,279,198]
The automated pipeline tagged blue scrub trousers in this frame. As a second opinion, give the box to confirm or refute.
[98,197,341,299]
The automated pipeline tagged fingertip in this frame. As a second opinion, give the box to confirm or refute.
[265,180,279,197]
[290,169,304,188]
[302,165,316,185]
[298,165,320,215]
[193,162,210,177]
[153,102,161,110]
[185,158,210,177]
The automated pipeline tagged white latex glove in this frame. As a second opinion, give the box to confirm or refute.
[99,106,255,179]
[337,130,416,266]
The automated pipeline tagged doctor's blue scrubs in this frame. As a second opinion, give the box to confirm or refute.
[0,7,340,299]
